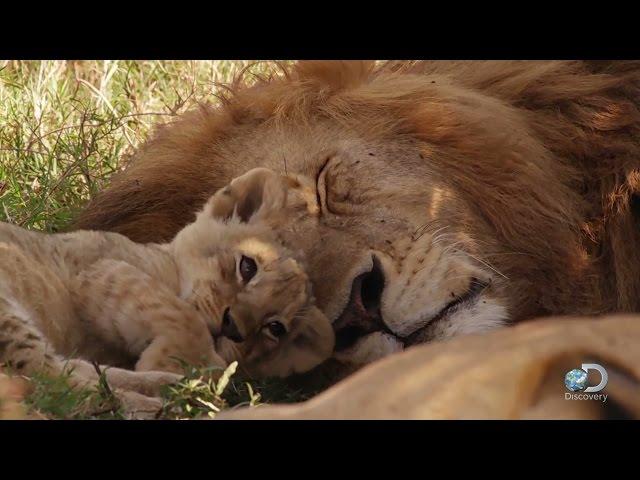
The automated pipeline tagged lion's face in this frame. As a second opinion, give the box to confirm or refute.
[310,145,510,361]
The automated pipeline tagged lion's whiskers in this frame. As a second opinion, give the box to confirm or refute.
[458,251,509,280]
[412,220,440,240]
[418,232,510,282]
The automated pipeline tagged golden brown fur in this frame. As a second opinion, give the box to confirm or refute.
[74,61,640,366]
[0,168,334,393]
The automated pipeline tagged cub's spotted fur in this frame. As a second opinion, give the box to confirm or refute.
[0,168,334,398]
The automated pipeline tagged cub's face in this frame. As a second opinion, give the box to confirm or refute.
[170,168,334,378]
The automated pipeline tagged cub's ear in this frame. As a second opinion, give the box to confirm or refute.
[203,168,288,223]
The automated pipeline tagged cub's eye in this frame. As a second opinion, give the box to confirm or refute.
[239,255,257,283]
[266,321,287,339]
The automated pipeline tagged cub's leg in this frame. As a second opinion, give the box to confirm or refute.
[0,300,180,400]
[0,295,68,380]
[0,241,84,379]
[0,243,180,400]
[72,259,226,376]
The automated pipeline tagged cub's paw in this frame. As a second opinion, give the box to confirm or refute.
[64,359,183,397]
[107,369,184,398]
[114,390,164,420]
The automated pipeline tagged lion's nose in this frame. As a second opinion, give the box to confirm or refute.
[361,255,385,316]
[333,255,388,351]
[221,307,244,343]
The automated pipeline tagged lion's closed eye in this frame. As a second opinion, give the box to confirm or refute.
[315,156,332,215]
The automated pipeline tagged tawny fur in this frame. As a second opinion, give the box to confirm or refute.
[72,61,640,364]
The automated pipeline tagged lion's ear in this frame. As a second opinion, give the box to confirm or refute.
[203,168,288,224]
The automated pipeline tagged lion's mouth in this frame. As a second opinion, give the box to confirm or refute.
[333,259,489,352]
[402,278,490,346]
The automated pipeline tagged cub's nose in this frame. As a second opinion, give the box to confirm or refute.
[221,307,244,343]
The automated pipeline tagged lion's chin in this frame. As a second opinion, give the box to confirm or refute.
[332,331,404,366]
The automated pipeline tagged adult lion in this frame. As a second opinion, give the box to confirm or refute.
[75,61,640,367]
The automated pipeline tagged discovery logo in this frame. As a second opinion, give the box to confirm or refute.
[564,363,608,402]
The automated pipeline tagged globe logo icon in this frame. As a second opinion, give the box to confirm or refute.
[565,368,588,392]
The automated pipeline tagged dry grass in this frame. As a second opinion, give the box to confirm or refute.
[0,60,283,232]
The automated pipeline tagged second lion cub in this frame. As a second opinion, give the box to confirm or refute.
[0,168,334,395]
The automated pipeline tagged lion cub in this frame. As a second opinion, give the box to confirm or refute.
[0,168,334,395]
